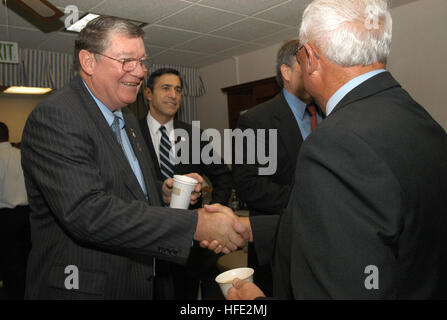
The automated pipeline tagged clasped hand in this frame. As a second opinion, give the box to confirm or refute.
[195,204,249,254]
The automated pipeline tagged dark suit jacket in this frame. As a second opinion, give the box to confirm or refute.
[273,71,447,299]
[139,117,232,208]
[21,76,198,299]
[139,116,232,282]
[232,91,304,265]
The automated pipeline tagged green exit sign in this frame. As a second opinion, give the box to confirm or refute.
[0,41,19,64]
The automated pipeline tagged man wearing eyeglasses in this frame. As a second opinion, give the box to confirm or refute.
[227,0,447,300]
[20,15,248,300]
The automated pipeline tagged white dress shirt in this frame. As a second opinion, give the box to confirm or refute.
[146,112,176,166]
[0,142,28,209]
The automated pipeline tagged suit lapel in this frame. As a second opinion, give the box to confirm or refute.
[139,116,163,180]
[71,77,147,201]
[124,109,162,204]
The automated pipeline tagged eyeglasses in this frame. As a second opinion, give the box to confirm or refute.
[295,44,319,64]
[92,51,150,72]
[295,45,304,65]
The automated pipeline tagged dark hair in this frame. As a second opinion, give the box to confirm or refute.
[74,15,145,71]
[0,122,9,142]
[276,39,300,88]
[147,68,183,91]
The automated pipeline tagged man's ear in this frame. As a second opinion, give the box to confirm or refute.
[304,43,320,74]
[144,87,152,102]
[78,49,96,75]
[280,64,291,82]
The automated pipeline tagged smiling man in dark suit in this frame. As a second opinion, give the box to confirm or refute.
[228,0,447,299]
[139,68,232,299]
[20,16,247,300]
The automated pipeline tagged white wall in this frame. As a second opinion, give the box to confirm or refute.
[0,94,45,142]
[197,0,447,132]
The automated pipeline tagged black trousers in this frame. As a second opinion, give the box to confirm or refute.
[0,206,31,300]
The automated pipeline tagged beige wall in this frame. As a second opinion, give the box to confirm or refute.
[0,94,45,143]
[197,58,237,133]
[388,0,447,130]
[197,42,281,134]
[197,0,447,132]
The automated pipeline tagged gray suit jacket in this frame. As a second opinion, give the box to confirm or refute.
[21,76,197,299]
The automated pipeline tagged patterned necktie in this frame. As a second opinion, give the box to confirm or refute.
[306,104,318,132]
[159,125,175,180]
[111,115,123,146]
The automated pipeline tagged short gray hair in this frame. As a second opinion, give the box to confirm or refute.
[276,39,300,88]
[299,0,392,66]
[74,15,145,71]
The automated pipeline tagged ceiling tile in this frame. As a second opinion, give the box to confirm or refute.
[157,5,245,33]
[52,0,104,12]
[143,25,200,48]
[253,27,299,46]
[176,35,243,54]
[94,0,191,24]
[151,49,207,66]
[190,55,230,67]
[146,45,168,58]
[254,0,310,26]
[211,18,287,41]
[198,0,288,16]
[216,43,264,56]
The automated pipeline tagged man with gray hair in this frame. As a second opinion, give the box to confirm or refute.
[227,0,447,299]
[232,39,322,296]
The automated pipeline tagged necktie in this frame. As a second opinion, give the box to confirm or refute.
[111,115,123,146]
[159,126,175,180]
[306,104,318,132]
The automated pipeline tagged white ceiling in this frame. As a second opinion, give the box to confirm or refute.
[1,0,418,68]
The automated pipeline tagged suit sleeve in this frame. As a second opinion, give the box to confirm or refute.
[21,103,197,264]
[233,114,291,213]
[290,126,402,299]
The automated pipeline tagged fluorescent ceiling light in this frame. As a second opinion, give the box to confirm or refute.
[66,13,100,32]
[4,87,52,95]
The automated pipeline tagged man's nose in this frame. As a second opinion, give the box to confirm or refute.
[130,62,147,78]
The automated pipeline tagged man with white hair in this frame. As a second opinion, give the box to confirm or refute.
[227,0,447,299]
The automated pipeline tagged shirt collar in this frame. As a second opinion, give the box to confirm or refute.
[326,69,386,116]
[146,110,174,136]
[82,80,124,129]
[282,88,307,120]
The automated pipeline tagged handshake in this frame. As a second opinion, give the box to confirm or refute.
[195,203,251,254]
[162,173,251,254]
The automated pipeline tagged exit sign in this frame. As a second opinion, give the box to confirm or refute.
[0,41,19,64]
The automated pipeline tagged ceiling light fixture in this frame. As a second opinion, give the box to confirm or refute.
[64,13,147,33]
[3,86,52,95]
[66,13,100,32]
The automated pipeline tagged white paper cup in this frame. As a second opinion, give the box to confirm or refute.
[169,175,198,209]
[215,267,254,298]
